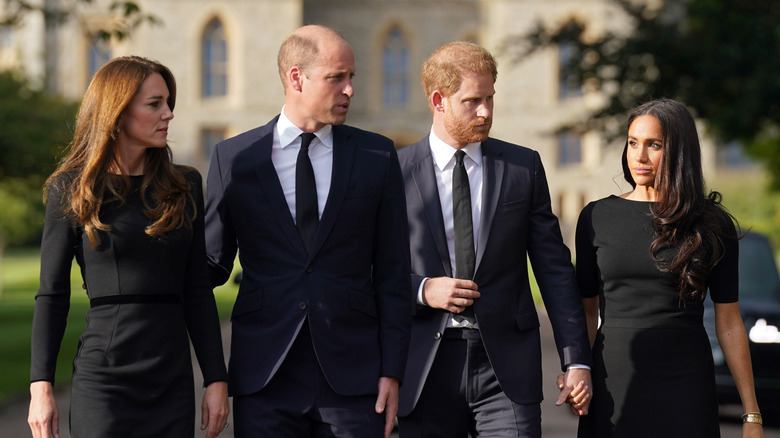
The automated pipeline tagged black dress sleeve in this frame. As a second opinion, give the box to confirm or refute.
[30,175,78,383]
[575,201,601,298]
[708,209,739,303]
[181,169,228,386]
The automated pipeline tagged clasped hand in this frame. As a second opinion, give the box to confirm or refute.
[555,369,592,416]
[422,277,480,312]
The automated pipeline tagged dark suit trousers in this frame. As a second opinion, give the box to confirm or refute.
[233,320,384,437]
[398,329,541,438]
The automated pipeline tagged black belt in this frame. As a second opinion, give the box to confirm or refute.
[443,328,481,340]
[90,294,181,308]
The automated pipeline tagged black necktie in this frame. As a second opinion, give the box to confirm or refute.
[296,133,318,253]
[453,150,476,317]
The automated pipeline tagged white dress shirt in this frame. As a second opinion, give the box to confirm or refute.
[418,130,483,328]
[272,107,333,221]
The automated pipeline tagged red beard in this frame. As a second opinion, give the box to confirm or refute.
[445,115,492,145]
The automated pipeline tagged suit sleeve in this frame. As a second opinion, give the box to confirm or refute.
[182,170,228,386]
[372,145,412,381]
[205,144,238,287]
[525,151,592,369]
[30,176,77,383]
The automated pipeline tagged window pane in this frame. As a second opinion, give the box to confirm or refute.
[89,37,112,80]
[202,19,227,97]
[202,128,226,162]
[558,130,582,165]
[717,141,754,168]
[383,27,408,108]
[558,42,582,100]
[0,26,13,47]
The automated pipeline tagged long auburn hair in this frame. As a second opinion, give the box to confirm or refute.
[621,98,735,301]
[45,56,193,247]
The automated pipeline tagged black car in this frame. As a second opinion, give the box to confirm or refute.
[704,231,780,410]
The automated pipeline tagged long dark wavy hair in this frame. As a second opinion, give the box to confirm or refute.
[621,98,736,301]
[45,56,193,247]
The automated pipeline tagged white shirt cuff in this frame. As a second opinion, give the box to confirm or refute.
[417,278,428,306]
[566,363,591,370]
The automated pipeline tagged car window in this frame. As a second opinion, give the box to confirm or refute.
[738,234,780,300]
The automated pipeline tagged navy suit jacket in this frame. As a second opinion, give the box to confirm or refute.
[205,116,411,397]
[397,137,592,415]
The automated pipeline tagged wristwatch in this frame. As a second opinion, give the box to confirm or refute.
[742,412,763,425]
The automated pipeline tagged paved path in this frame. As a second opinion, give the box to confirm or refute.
[2,307,777,437]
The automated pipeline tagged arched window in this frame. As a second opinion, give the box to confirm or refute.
[88,36,111,80]
[202,18,227,97]
[382,27,408,108]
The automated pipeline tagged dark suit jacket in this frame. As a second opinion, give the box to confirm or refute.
[397,136,591,415]
[205,116,411,397]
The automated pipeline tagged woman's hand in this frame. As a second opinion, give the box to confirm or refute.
[28,381,59,438]
[742,421,764,438]
[201,381,229,438]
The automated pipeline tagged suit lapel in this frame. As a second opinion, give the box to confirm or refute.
[475,139,504,274]
[309,125,356,257]
[410,141,452,277]
[250,123,308,259]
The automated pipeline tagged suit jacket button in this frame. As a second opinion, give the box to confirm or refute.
[305,266,313,273]
[434,332,442,340]
[298,302,307,310]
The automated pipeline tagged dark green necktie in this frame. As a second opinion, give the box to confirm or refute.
[453,150,475,317]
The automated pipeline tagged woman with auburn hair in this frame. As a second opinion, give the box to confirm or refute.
[28,56,229,438]
[573,98,763,437]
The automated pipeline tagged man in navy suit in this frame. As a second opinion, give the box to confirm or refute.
[204,25,410,438]
[396,42,592,437]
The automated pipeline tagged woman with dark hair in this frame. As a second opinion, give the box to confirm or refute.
[574,99,763,437]
[27,56,229,438]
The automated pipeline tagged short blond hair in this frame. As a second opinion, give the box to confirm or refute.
[277,25,345,87]
[420,42,497,110]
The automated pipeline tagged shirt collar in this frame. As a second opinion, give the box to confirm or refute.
[277,106,334,149]
[428,128,483,171]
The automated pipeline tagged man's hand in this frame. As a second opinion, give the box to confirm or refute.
[375,377,399,438]
[422,277,480,313]
[555,368,592,416]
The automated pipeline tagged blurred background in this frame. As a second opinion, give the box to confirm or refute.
[1,0,778,434]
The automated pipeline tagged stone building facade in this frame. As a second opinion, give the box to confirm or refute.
[1,0,750,243]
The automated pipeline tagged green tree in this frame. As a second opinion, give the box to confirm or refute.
[1,0,160,92]
[0,72,77,295]
[502,0,780,187]
[1,1,157,39]
[0,71,76,181]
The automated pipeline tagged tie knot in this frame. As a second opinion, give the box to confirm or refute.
[454,150,466,165]
[300,133,316,150]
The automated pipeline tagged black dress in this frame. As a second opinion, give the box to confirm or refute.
[30,171,228,437]
[575,195,738,438]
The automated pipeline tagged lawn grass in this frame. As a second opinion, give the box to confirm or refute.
[1,248,545,405]
[0,247,239,404]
